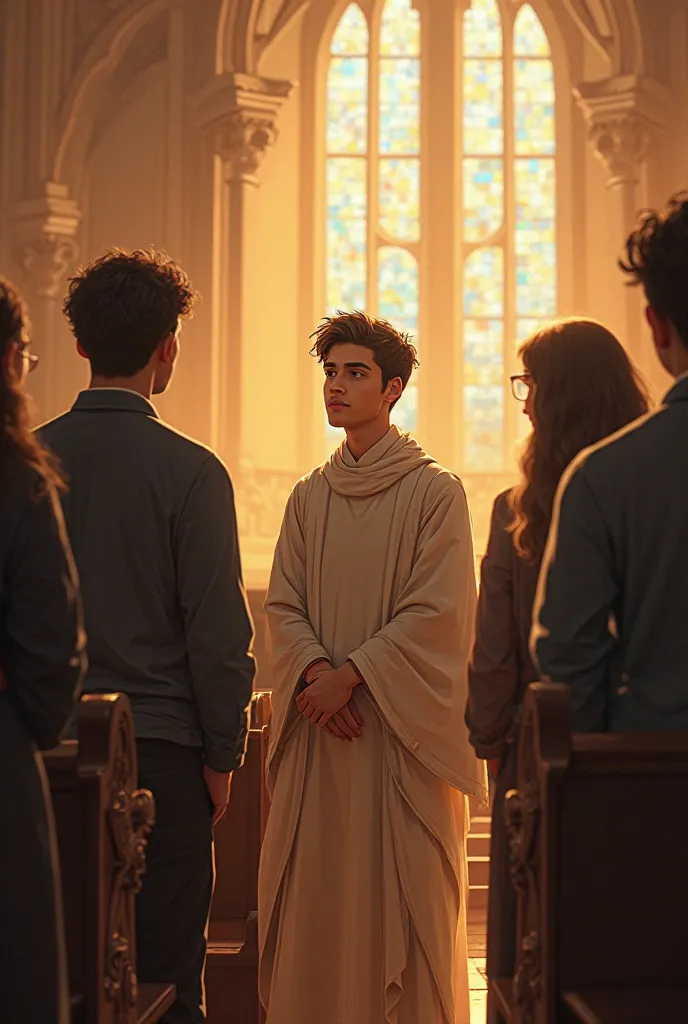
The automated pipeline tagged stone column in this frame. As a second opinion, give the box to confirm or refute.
[9,182,81,421]
[574,75,671,359]
[195,72,293,473]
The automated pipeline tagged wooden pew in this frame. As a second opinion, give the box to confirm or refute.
[42,693,175,1024]
[492,683,688,1024]
[206,691,272,1024]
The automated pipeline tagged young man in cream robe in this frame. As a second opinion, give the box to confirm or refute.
[259,311,488,1024]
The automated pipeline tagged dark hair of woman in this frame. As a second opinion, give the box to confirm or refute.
[0,277,63,491]
[508,317,651,563]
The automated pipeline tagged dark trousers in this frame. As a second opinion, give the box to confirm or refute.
[0,694,69,1024]
[486,742,518,1024]
[136,740,214,1024]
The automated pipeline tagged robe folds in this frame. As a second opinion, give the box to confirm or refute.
[258,426,488,1024]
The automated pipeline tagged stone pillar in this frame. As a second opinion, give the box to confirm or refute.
[9,182,81,421]
[195,72,293,473]
[574,75,671,360]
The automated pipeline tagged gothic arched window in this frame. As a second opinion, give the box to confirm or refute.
[323,0,557,469]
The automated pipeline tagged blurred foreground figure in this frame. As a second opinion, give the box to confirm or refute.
[0,277,85,1022]
[259,311,487,1024]
[533,193,688,733]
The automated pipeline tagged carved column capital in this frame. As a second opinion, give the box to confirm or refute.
[9,182,81,299]
[574,74,672,189]
[194,72,294,185]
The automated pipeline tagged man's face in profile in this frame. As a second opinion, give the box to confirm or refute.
[323,342,399,429]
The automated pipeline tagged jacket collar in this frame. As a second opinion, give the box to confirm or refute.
[663,374,688,406]
[71,388,159,418]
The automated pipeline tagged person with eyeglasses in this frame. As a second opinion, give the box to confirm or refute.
[0,276,86,1022]
[464,316,650,1024]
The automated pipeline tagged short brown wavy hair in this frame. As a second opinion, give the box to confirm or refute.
[63,247,199,377]
[508,318,651,563]
[310,310,418,409]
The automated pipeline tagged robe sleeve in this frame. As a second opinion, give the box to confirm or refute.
[347,473,484,794]
[264,483,331,746]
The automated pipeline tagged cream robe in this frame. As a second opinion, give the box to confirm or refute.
[258,427,488,1024]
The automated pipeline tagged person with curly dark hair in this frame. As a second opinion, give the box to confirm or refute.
[0,276,85,1022]
[464,318,650,1022]
[40,249,255,1023]
[532,192,688,734]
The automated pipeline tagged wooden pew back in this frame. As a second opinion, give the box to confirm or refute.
[497,683,688,1023]
[43,693,173,1024]
[206,691,272,1024]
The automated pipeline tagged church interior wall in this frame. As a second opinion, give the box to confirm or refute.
[0,0,686,582]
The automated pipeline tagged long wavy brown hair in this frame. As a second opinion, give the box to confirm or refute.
[508,318,651,563]
[0,277,62,491]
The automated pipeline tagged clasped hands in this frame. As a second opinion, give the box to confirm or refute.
[295,659,363,741]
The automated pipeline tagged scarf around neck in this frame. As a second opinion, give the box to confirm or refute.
[323,425,436,498]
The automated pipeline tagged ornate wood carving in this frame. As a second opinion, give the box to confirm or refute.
[506,704,542,1024]
[104,712,156,1018]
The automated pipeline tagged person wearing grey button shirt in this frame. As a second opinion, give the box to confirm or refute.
[532,193,688,733]
[39,248,255,1024]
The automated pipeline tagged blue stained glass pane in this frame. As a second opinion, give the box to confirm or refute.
[463,247,504,317]
[378,246,419,334]
[514,59,555,155]
[464,385,504,470]
[463,59,504,155]
[327,57,368,154]
[327,216,366,313]
[463,158,504,241]
[331,4,369,55]
[379,58,420,154]
[515,158,556,315]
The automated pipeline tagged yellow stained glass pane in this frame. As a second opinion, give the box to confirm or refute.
[513,4,550,56]
[464,0,502,57]
[379,58,420,154]
[378,246,419,335]
[331,4,369,55]
[464,247,504,317]
[463,319,503,387]
[514,59,554,155]
[380,0,420,56]
[463,158,504,241]
[464,385,504,470]
[379,158,419,241]
[391,381,418,433]
[326,212,366,313]
[463,59,503,155]
[515,158,556,315]
[327,57,368,154]
[378,247,419,431]
[515,318,550,349]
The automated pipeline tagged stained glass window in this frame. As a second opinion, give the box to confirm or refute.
[325,0,420,449]
[324,0,557,466]
[462,0,556,470]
